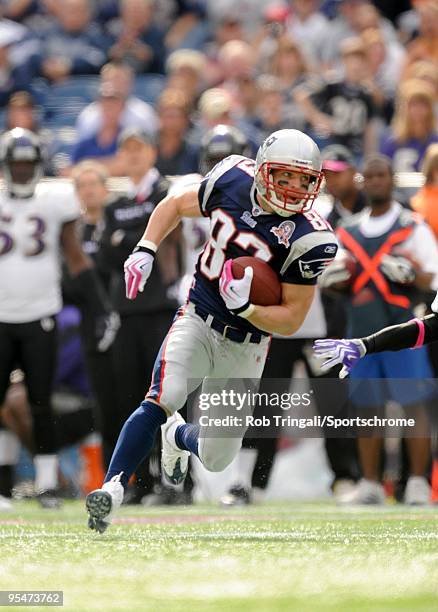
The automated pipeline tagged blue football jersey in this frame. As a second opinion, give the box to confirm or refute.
[188,155,338,335]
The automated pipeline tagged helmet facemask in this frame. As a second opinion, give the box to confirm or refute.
[1,128,43,199]
[255,161,323,216]
[3,159,42,198]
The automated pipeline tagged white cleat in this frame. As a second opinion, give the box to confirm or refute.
[86,473,124,533]
[161,413,190,486]
[404,476,431,505]
[340,478,385,505]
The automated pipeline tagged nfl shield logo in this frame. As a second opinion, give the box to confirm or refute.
[270,221,296,248]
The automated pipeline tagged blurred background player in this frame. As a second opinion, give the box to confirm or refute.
[318,154,438,505]
[0,128,116,506]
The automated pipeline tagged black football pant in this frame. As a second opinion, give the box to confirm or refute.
[0,318,58,454]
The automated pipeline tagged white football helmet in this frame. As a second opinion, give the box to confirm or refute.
[0,128,43,199]
[254,129,323,216]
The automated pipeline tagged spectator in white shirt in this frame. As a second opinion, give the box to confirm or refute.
[76,61,158,141]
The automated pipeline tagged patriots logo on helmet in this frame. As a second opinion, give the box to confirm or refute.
[299,258,333,279]
[264,135,278,148]
[270,221,296,248]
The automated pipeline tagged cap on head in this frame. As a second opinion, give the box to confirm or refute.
[117,127,156,148]
[321,145,355,172]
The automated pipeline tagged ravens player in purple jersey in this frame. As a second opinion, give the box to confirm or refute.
[86,128,338,533]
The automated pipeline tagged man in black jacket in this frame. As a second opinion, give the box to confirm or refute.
[98,128,182,502]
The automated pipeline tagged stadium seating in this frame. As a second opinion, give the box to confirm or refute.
[44,76,100,127]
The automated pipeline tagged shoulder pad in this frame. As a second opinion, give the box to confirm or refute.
[200,155,254,214]
[280,230,338,275]
[204,155,253,182]
[35,180,75,200]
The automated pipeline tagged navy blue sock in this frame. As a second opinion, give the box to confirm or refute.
[104,400,167,489]
[174,424,200,457]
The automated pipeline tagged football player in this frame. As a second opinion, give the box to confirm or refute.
[0,128,118,507]
[86,128,338,532]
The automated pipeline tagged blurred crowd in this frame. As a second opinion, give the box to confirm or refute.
[0,0,436,175]
[1,0,438,509]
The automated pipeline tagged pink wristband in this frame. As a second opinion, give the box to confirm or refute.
[412,318,425,349]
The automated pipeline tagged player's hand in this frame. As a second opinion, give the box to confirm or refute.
[95,311,120,352]
[318,260,351,288]
[313,338,366,378]
[219,259,254,318]
[380,255,415,285]
[124,250,154,300]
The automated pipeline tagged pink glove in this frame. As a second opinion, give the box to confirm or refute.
[124,250,154,300]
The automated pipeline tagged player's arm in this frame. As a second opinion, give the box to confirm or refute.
[124,185,201,299]
[313,312,438,378]
[138,185,202,247]
[363,313,438,352]
[245,283,315,336]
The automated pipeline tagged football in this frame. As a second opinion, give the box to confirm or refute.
[232,256,282,306]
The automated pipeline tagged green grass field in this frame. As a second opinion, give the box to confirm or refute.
[0,501,437,611]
